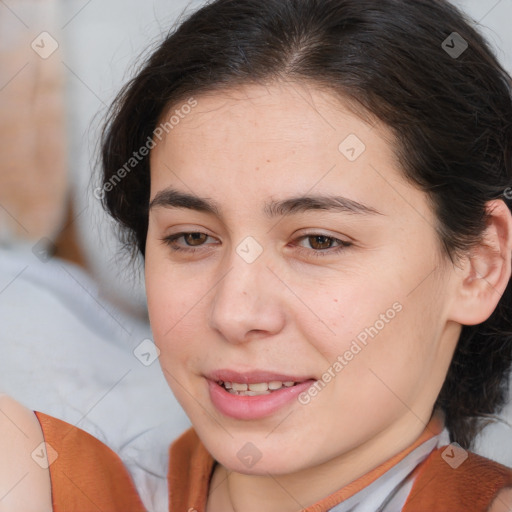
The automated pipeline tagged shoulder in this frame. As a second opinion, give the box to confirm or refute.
[404,445,512,511]
[169,427,212,465]
[0,394,52,512]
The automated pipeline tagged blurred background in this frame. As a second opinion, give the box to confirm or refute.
[0,1,511,511]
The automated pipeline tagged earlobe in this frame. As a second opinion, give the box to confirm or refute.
[449,199,512,326]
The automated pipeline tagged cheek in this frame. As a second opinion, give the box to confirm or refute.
[145,256,212,369]
[304,276,403,357]
[146,251,198,332]
[307,262,445,393]
[325,280,447,418]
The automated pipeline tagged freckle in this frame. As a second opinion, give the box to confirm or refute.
[266,159,271,163]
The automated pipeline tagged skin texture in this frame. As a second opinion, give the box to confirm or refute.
[145,80,512,511]
[0,395,52,511]
[489,488,512,511]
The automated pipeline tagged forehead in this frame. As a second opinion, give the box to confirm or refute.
[154,81,382,156]
[148,81,429,223]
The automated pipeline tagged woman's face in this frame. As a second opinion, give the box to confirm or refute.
[145,81,462,476]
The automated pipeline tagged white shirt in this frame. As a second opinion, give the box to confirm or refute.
[328,428,451,511]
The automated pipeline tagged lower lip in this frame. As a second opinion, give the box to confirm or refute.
[207,379,316,420]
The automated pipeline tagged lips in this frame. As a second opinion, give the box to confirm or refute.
[205,369,316,420]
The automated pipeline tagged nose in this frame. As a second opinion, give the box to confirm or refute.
[207,246,286,345]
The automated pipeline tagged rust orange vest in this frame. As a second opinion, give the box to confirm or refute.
[35,411,512,512]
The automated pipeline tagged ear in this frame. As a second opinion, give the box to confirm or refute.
[448,199,512,326]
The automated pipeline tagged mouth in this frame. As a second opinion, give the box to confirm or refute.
[216,379,298,396]
[206,369,316,420]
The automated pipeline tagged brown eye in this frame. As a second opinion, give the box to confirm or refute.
[161,231,217,253]
[307,235,335,250]
[183,232,208,246]
[293,233,352,258]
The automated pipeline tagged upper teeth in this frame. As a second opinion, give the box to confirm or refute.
[219,380,296,395]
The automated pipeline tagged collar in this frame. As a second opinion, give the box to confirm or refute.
[167,411,446,511]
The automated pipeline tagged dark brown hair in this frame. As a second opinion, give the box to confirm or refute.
[100,0,512,449]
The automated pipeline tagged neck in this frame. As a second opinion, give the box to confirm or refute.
[206,410,441,512]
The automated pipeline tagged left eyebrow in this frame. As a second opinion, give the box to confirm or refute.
[263,194,384,217]
[149,187,384,218]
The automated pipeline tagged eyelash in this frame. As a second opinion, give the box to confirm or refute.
[160,232,352,258]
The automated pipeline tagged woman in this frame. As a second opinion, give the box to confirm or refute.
[2,0,512,510]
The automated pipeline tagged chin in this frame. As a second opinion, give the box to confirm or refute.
[219,456,301,476]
